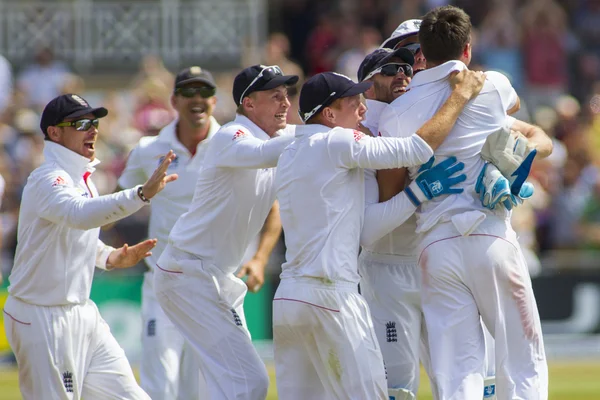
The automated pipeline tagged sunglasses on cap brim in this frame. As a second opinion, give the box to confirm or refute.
[175,86,216,98]
[396,42,421,56]
[56,118,100,131]
[364,63,413,81]
[239,65,284,104]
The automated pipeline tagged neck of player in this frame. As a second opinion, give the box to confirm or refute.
[176,119,211,155]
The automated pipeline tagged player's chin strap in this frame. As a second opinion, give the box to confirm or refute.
[388,387,415,400]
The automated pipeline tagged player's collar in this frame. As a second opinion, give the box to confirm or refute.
[158,117,221,153]
[407,60,467,89]
[293,124,329,139]
[234,114,270,140]
[364,99,387,131]
[43,140,101,177]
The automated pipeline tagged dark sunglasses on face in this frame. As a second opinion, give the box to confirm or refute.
[239,65,284,103]
[365,63,413,81]
[175,86,217,98]
[56,118,100,131]
[380,63,413,78]
[399,42,421,56]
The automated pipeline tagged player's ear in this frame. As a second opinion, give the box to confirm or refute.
[364,83,375,99]
[242,95,254,113]
[46,126,62,143]
[322,106,335,124]
[170,94,177,109]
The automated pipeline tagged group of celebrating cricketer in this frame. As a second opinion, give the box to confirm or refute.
[4,5,553,400]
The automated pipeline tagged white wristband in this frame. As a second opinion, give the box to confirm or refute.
[404,180,428,207]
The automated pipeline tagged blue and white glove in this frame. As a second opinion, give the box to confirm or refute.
[501,182,535,210]
[475,162,511,210]
[481,126,538,195]
[404,156,467,207]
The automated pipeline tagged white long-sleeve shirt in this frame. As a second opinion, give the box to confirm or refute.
[166,115,294,274]
[378,61,518,234]
[118,117,220,270]
[359,99,421,254]
[9,141,147,306]
[276,124,433,284]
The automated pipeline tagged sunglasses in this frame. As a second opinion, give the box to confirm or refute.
[397,42,421,56]
[239,65,283,104]
[175,86,216,99]
[364,63,413,81]
[299,91,338,123]
[56,118,100,131]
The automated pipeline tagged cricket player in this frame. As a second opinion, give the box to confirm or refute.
[154,64,298,400]
[272,70,488,400]
[3,94,178,400]
[377,6,553,399]
[118,66,210,399]
[356,43,434,400]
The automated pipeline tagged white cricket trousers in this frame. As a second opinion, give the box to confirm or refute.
[418,215,548,400]
[3,295,149,400]
[154,245,269,400]
[358,251,431,398]
[140,270,207,400]
[273,277,387,400]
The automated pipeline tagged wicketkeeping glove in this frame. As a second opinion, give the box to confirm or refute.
[475,162,511,210]
[481,126,537,195]
[501,182,535,210]
[404,156,467,207]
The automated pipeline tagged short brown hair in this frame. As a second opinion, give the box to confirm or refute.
[419,6,471,65]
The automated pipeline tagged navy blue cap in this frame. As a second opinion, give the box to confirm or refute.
[299,72,372,123]
[357,47,414,82]
[233,64,299,106]
[40,94,108,136]
[175,66,216,89]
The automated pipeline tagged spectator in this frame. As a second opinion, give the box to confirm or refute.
[17,46,70,112]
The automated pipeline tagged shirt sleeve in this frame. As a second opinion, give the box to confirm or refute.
[326,127,433,170]
[486,71,518,112]
[96,239,116,270]
[34,169,147,230]
[118,145,148,189]
[360,190,418,247]
[214,128,295,169]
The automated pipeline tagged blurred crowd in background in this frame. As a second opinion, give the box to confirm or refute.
[1,0,600,281]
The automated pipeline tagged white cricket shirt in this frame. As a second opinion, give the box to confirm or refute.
[118,117,220,269]
[276,124,434,284]
[165,114,295,274]
[361,99,420,256]
[9,141,147,305]
[378,61,518,233]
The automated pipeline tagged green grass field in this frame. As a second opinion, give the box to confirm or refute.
[1,360,599,399]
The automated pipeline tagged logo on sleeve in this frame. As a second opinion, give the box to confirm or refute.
[232,129,247,141]
[52,176,67,187]
[353,130,366,142]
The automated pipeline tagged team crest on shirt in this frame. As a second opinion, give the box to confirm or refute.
[158,155,179,169]
[232,129,247,141]
[62,371,74,392]
[353,130,366,142]
[386,321,398,342]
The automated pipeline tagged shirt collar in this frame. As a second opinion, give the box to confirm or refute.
[234,114,270,140]
[364,99,388,134]
[43,140,101,177]
[294,124,329,139]
[408,60,467,89]
[157,116,221,154]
